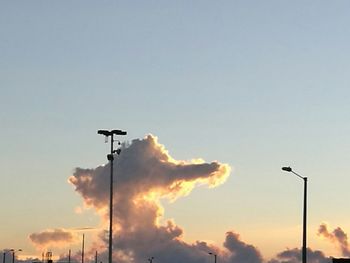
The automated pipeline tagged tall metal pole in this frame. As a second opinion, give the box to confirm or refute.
[98,129,127,263]
[3,252,5,263]
[282,167,307,263]
[302,177,307,263]
[109,134,114,263]
[68,249,71,263]
[11,252,14,263]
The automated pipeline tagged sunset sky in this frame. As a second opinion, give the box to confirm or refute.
[2,1,350,263]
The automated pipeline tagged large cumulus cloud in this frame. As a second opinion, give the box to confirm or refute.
[68,134,241,263]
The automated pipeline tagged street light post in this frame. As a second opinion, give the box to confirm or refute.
[98,129,127,263]
[10,249,22,263]
[282,166,307,263]
[208,252,217,263]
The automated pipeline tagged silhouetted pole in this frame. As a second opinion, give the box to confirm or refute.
[10,249,21,263]
[82,234,85,263]
[98,129,127,263]
[3,252,5,263]
[95,251,98,263]
[208,252,217,263]
[68,249,71,263]
[282,167,307,263]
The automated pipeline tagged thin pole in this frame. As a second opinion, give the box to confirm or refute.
[109,134,114,263]
[12,252,14,263]
[68,250,71,263]
[214,255,217,263]
[302,178,307,263]
[3,252,5,263]
[82,234,85,263]
[95,251,97,263]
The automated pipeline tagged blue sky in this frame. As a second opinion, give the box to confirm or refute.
[1,1,350,260]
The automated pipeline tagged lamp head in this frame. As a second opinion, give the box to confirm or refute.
[112,129,127,135]
[282,166,292,172]
[97,130,111,136]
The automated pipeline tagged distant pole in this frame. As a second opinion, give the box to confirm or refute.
[97,129,127,263]
[82,234,85,263]
[282,167,307,263]
[68,250,71,263]
[302,177,307,263]
[3,252,5,263]
[95,251,98,263]
[208,252,217,263]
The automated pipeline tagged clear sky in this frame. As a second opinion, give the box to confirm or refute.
[1,1,350,262]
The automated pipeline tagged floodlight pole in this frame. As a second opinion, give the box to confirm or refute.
[108,133,114,263]
[98,129,127,263]
[282,167,307,263]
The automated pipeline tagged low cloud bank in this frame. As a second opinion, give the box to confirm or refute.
[29,229,78,249]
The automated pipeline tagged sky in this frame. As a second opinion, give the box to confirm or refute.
[1,1,350,262]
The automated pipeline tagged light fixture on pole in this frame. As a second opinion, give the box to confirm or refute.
[98,129,127,263]
[208,252,217,263]
[282,166,307,263]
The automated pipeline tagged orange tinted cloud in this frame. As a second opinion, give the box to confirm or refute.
[68,135,237,263]
[29,229,78,249]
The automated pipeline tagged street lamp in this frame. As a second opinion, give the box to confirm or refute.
[98,129,127,263]
[208,252,217,263]
[282,166,307,263]
[2,250,10,263]
[9,249,22,263]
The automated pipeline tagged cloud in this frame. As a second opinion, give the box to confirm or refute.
[25,134,343,263]
[318,223,350,257]
[69,134,233,263]
[268,248,329,263]
[29,229,78,249]
[224,231,263,263]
